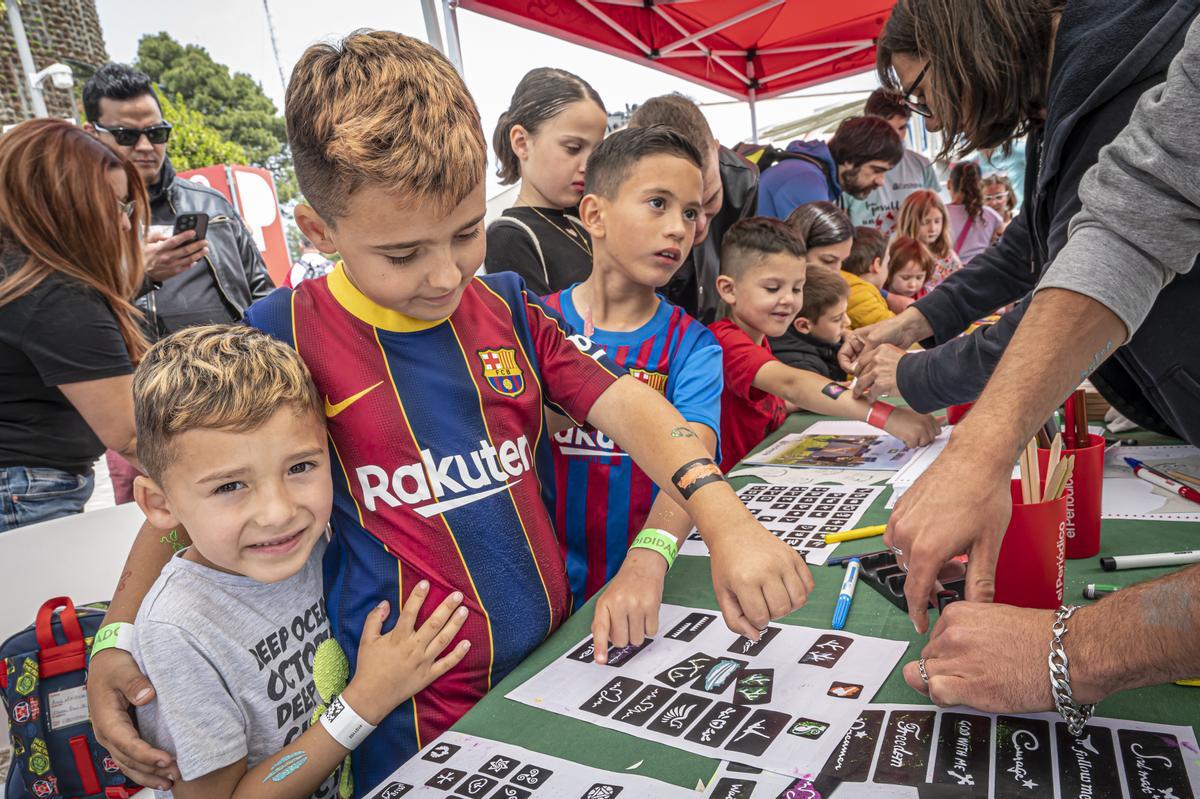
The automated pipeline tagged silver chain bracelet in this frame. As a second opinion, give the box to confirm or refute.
[1049,604,1095,736]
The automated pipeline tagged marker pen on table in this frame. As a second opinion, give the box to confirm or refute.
[1100,550,1200,571]
[1082,584,1119,599]
[1124,457,1200,507]
[831,558,860,631]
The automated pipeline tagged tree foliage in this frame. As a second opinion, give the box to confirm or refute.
[136,32,296,201]
[156,89,247,173]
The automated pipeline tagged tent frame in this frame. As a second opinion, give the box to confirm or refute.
[423,0,874,141]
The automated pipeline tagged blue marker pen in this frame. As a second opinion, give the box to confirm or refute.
[831,558,860,631]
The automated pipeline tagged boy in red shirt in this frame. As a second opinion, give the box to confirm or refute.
[710,218,940,470]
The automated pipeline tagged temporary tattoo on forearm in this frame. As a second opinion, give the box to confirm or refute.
[1080,340,1114,380]
[671,458,726,499]
[115,569,132,595]
[670,426,698,439]
[821,382,848,399]
[263,751,308,783]
[160,528,184,553]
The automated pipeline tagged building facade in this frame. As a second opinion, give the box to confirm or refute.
[1,0,108,124]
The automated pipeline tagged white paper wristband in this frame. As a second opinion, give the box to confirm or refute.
[319,694,376,750]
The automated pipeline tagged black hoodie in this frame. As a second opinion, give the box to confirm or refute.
[896,0,1200,436]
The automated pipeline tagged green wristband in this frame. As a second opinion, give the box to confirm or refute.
[630,528,679,569]
[90,622,135,660]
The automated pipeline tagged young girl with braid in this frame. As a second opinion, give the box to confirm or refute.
[947,161,1005,264]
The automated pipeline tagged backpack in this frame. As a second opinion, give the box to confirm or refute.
[733,142,835,186]
[1,597,137,799]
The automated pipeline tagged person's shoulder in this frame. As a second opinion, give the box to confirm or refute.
[982,205,1005,225]
[170,176,239,214]
[476,269,528,298]
[905,149,934,168]
[708,316,749,346]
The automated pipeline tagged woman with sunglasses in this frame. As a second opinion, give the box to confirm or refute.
[0,119,149,532]
[840,0,1200,713]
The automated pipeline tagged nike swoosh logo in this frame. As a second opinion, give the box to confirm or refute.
[324,381,384,418]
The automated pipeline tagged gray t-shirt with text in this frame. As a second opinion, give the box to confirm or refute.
[133,538,338,798]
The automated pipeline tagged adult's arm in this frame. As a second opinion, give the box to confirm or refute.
[233,214,275,301]
[87,520,190,788]
[908,210,1037,345]
[1038,17,1200,338]
[58,375,139,467]
[887,298,1027,412]
[886,288,1125,632]
[904,564,1200,712]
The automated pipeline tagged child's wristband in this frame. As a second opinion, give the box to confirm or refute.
[89,622,135,660]
[630,528,679,570]
[320,694,376,751]
[866,401,895,429]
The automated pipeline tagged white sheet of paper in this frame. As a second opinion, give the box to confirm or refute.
[506,604,908,779]
[703,705,1200,798]
[744,422,920,472]
[680,483,885,565]
[362,730,698,798]
[1102,445,1200,522]
[728,465,895,487]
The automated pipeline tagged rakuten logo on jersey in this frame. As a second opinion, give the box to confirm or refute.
[553,426,627,458]
[355,436,532,517]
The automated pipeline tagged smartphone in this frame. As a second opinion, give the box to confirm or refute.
[173,212,209,241]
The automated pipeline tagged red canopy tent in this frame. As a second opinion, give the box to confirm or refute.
[440,0,895,139]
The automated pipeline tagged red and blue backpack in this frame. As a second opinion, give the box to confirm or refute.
[1,597,137,799]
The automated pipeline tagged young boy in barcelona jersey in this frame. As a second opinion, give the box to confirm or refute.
[543,125,727,660]
[86,31,813,797]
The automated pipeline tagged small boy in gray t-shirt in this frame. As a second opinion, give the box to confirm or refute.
[125,326,472,799]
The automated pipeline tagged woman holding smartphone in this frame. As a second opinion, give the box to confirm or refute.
[0,119,148,531]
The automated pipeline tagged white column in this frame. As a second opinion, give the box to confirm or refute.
[7,1,48,118]
[420,0,445,53]
[441,0,464,75]
[748,89,759,143]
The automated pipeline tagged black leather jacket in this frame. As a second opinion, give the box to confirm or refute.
[135,159,274,338]
[663,146,759,323]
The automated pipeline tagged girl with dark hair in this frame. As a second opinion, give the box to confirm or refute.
[947,161,1004,264]
[485,67,607,295]
[0,118,148,531]
[784,201,855,270]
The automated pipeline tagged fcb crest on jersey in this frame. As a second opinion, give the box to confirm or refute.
[629,368,668,395]
[478,348,526,397]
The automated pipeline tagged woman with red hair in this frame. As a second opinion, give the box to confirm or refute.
[0,118,148,531]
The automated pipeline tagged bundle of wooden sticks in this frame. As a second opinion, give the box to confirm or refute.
[1020,433,1074,503]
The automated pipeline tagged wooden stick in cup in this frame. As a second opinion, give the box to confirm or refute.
[1027,438,1042,503]
[1019,443,1032,504]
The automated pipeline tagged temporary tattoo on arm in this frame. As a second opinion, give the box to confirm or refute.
[115,569,132,595]
[263,751,308,783]
[670,426,699,439]
[821,382,849,400]
[1080,340,1114,381]
[671,458,727,500]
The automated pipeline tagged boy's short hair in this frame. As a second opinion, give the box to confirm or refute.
[842,226,888,275]
[798,265,850,322]
[887,236,936,283]
[628,94,715,167]
[719,217,807,279]
[285,30,485,221]
[584,124,702,199]
[863,89,910,122]
[134,325,323,483]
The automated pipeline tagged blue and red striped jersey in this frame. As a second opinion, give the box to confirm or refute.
[245,267,620,791]
[545,286,723,610]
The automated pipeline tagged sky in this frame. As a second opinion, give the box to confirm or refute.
[94,0,880,196]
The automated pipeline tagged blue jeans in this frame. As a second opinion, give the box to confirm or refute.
[0,466,94,532]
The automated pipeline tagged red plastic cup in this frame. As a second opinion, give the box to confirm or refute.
[994,479,1067,609]
[1037,433,1104,559]
[946,403,974,425]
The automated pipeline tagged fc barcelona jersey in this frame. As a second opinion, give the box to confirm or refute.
[245,267,620,791]
[544,286,722,611]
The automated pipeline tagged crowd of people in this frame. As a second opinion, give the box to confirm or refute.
[0,0,1198,796]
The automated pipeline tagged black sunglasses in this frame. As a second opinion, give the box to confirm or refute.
[93,121,173,147]
[902,62,933,119]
